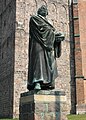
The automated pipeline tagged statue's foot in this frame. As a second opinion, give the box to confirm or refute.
[48,85,54,89]
[34,83,41,90]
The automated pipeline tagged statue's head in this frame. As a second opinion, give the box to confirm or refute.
[37,5,48,17]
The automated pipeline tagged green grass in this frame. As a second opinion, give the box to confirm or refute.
[67,114,86,120]
[0,114,86,120]
[0,119,18,120]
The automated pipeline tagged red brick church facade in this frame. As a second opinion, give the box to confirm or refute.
[70,0,86,114]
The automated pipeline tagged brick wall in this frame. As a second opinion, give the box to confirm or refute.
[78,0,86,79]
[73,2,84,107]
[0,0,71,118]
[74,0,86,108]
[70,0,86,114]
[14,0,71,117]
[78,0,86,105]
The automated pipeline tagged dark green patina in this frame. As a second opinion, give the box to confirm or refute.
[27,5,64,90]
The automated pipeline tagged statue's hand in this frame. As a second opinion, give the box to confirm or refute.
[55,32,65,42]
[54,31,62,36]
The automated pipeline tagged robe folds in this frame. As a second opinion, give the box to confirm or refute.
[27,15,61,90]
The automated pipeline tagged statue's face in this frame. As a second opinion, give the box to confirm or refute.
[37,5,48,17]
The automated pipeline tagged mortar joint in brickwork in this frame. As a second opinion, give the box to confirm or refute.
[41,112,44,120]
[73,17,79,20]
[74,34,80,37]
[45,103,48,112]
[75,76,84,79]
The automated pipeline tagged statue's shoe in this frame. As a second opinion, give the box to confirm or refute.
[34,83,41,90]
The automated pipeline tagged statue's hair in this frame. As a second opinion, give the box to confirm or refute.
[37,5,48,15]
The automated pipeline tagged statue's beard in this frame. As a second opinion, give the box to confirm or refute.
[38,11,48,17]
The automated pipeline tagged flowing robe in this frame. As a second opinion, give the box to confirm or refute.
[27,15,61,90]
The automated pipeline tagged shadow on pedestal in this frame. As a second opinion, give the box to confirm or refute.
[19,90,68,120]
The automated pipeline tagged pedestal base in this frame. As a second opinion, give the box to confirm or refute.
[19,90,68,120]
[76,104,86,114]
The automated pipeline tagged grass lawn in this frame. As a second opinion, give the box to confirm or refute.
[0,119,18,120]
[0,114,86,120]
[67,114,86,120]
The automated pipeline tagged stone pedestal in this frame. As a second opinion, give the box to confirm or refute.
[19,90,68,120]
[76,104,86,114]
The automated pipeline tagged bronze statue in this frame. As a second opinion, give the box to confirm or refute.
[27,5,64,90]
